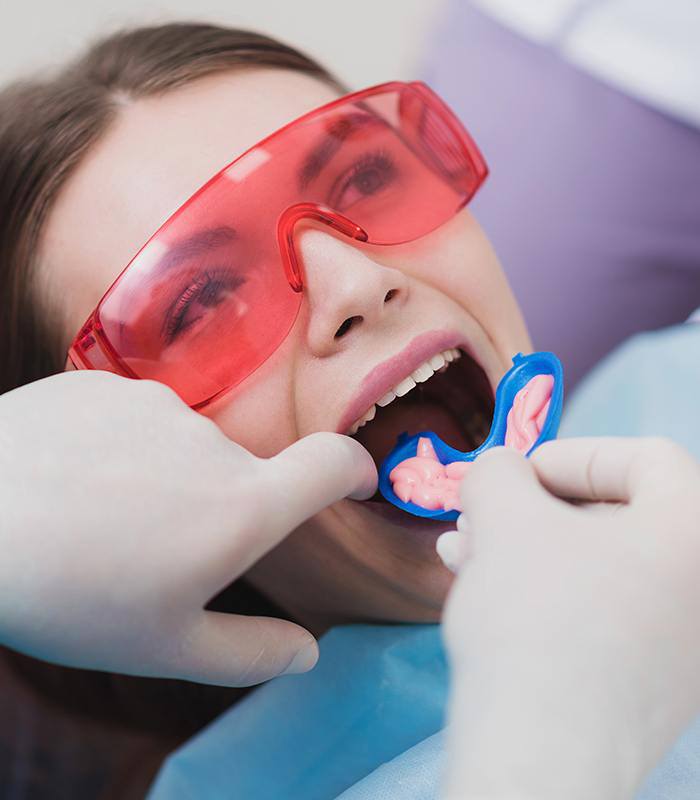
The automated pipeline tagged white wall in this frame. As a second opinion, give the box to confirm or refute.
[0,0,447,88]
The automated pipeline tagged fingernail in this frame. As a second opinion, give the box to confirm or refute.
[283,639,319,675]
[436,529,470,573]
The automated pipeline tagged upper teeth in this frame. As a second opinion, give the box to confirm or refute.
[346,348,461,435]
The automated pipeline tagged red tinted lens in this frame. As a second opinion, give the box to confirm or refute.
[71,82,486,407]
[86,171,304,408]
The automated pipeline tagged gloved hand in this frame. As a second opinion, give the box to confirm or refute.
[438,437,700,800]
[0,371,376,686]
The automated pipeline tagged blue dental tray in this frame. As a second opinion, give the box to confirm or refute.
[377,351,564,521]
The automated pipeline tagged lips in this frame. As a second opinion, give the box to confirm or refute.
[336,329,479,437]
[355,347,494,481]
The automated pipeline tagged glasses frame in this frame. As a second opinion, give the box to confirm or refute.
[67,80,488,408]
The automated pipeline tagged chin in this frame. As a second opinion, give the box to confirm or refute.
[335,496,457,617]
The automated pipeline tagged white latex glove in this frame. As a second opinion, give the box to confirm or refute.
[438,437,700,800]
[0,371,376,686]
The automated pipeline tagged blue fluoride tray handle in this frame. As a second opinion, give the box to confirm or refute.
[377,351,564,521]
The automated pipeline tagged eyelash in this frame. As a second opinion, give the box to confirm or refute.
[163,268,245,344]
[330,150,398,206]
[159,152,396,344]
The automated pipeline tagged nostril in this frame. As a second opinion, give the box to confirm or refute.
[334,291,398,338]
[335,315,362,339]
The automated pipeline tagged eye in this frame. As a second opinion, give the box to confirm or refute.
[330,151,398,211]
[163,269,246,344]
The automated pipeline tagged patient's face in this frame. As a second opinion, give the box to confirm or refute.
[40,68,530,632]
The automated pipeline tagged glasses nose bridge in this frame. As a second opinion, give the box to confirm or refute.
[277,202,368,292]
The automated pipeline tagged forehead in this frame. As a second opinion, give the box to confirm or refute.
[41,68,341,335]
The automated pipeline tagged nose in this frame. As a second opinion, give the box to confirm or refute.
[296,226,408,356]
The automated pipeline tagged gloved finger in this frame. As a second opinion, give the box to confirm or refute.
[261,430,377,529]
[459,446,550,529]
[436,529,471,573]
[195,432,377,591]
[529,437,692,504]
[169,612,319,687]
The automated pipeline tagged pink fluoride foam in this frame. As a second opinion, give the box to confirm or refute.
[389,373,554,513]
[504,373,554,452]
[388,437,469,512]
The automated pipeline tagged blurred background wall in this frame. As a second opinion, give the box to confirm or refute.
[0,0,447,87]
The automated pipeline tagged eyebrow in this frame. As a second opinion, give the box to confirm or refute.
[297,111,387,190]
[155,225,238,274]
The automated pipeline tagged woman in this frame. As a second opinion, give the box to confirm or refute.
[0,21,529,797]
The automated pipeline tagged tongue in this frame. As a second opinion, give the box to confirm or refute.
[353,399,472,465]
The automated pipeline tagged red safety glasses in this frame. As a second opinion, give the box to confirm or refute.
[67,81,488,408]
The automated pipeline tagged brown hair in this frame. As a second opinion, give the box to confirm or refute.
[0,22,343,797]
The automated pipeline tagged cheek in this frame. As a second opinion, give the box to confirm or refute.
[436,219,512,310]
[392,211,529,345]
[202,344,298,458]
[205,392,292,456]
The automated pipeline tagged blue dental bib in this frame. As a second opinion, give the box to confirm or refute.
[147,625,449,800]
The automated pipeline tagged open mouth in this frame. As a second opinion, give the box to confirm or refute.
[347,347,495,505]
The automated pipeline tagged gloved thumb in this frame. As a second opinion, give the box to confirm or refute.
[263,432,378,538]
[460,446,548,531]
[170,612,319,687]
